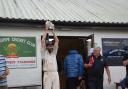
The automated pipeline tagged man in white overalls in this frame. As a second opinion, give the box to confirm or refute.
[41,21,60,89]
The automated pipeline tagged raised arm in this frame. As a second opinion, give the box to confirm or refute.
[41,23,48,48]
[52,28,59,48]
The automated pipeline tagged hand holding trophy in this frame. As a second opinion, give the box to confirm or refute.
[45,21,55,46]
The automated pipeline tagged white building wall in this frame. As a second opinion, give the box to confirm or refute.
[0,27,43,89]
[0,26,128,89]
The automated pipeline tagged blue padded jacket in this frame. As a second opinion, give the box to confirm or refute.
[64,50,84,78]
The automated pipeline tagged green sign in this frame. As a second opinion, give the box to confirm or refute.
[0,36,37,68]
[0,37,36,58]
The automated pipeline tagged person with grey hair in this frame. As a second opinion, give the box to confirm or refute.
[84,47,111,89]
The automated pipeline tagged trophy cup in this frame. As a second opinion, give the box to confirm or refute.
[46,21,54,30]
[45,21,54,46]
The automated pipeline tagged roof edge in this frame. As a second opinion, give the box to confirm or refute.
[0,17,128,27]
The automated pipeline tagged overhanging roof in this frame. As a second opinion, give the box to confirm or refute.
[0,0,128,25]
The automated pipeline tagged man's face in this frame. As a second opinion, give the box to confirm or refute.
[46,45,54,53]
[93,48,101,57]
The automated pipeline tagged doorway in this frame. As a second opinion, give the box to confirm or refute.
[57,34,94,89]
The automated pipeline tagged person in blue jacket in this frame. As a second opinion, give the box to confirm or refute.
[64,49,84,89]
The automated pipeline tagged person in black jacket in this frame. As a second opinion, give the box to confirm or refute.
[84,47,111,89]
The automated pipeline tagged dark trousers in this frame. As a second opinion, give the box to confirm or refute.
[88,79,103,89]
[67,77,78,89]
[120,76,128,89]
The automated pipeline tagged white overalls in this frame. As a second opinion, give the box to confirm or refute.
[42,47,60,89]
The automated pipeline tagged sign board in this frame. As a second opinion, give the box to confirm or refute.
[102,38,128,66]
[0,36,37,68]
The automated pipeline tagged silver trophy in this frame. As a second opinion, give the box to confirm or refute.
[45,21,54,46]
[46,21,54,30]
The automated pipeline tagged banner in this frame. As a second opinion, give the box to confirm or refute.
[102,38,128,66]
[0,36,37,68]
